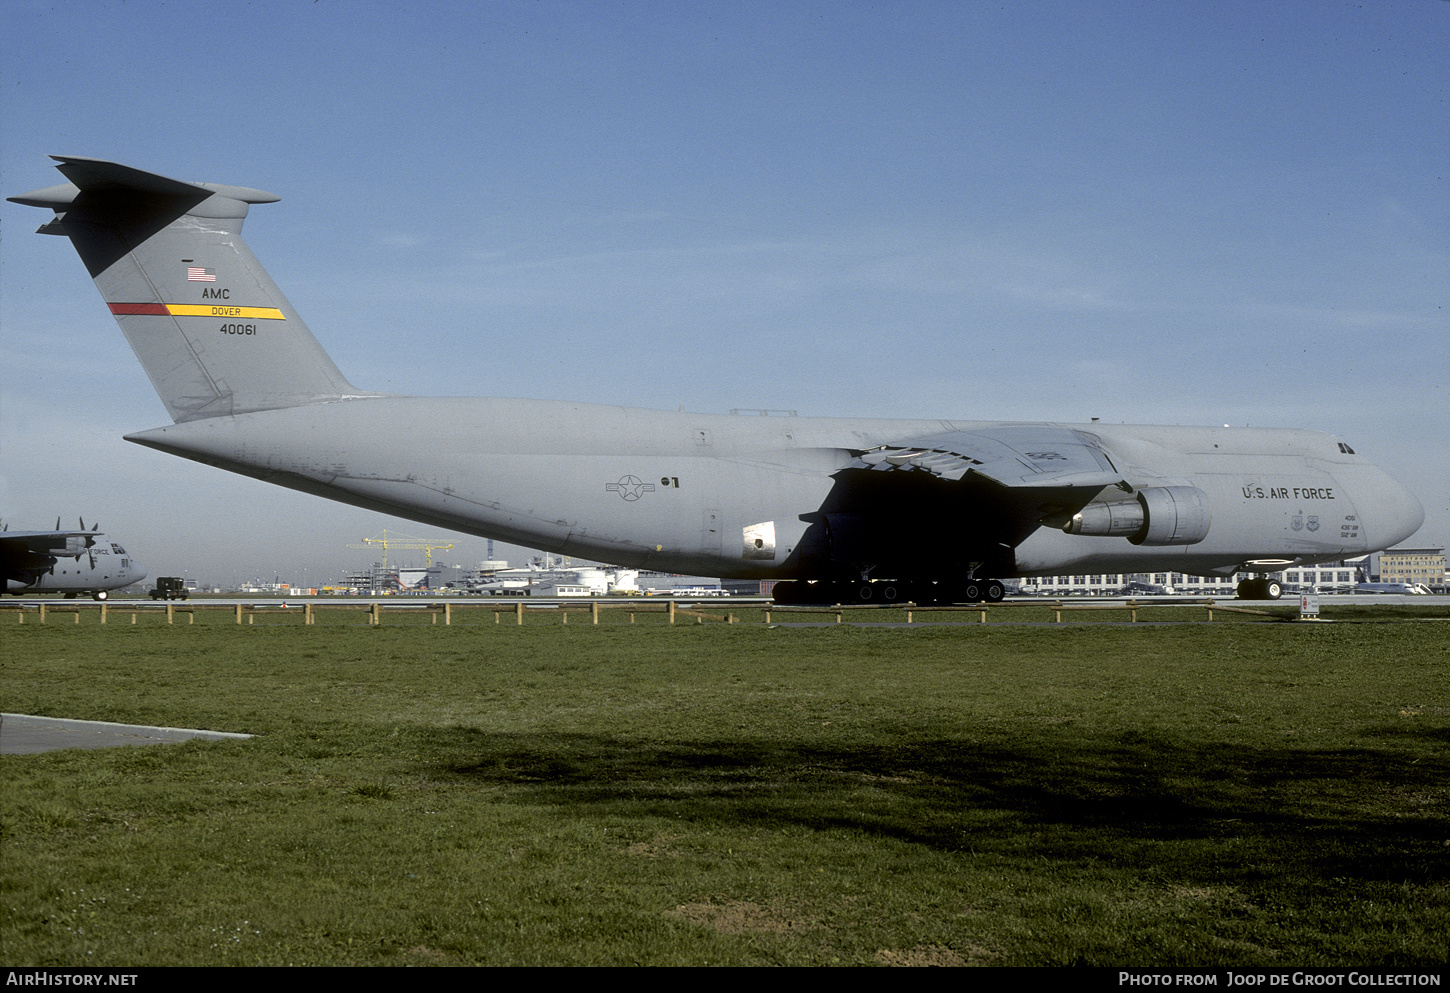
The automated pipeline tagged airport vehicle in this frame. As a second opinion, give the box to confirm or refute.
[148,577,189,600]
[0,519,146,600]
[9,157,1425,604]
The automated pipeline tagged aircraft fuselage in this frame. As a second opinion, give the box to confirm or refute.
[125,396,1421,581]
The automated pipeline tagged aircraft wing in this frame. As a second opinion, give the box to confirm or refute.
[0,531,99,557]
[852,425,1126,491]
[0,530,100,585]
[826,426,1132,564]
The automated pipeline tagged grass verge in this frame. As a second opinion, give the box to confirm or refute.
[2,620,1446,965]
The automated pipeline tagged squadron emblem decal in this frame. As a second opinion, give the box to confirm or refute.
[606,475,655,501]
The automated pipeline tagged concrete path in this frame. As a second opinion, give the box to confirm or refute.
[1,713,252,755]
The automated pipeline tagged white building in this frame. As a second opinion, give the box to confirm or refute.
[1019,560,1365,596]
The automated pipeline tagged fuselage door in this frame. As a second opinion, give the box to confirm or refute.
[702,509,722,557]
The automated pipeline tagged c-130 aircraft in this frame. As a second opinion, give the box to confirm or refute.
[10,157,1425,603]
[1,519,146,600]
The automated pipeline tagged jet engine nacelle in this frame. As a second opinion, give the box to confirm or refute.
[1065,485,1211,546]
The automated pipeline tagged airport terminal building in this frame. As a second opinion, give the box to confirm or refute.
[1022,548,1444,596]
[1020,565,1362,596]
[1376,548,1446,589]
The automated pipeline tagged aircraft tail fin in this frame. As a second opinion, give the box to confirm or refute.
[9,156,375,422]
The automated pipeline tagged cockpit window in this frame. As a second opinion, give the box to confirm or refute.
[111,543,126,553]
[1337,442,1355,455]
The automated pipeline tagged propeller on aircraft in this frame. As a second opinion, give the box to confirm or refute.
[80,518,99,567]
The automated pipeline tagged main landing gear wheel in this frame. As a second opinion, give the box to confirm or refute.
[958,580,1006,604]
[770,578,1010,606]
[770,580,804,604]
[1236,578,1283,600]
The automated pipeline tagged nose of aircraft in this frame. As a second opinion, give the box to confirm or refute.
[1374,473,1425,549]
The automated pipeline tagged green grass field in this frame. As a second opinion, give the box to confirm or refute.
[2,612,1447,966]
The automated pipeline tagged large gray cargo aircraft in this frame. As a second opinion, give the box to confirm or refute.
[1,519,146,600]
[10,156,1425,603]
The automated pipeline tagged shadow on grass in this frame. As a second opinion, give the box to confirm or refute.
[441,727,1450,888]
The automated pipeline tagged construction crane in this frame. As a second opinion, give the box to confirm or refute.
[347,530,455,569]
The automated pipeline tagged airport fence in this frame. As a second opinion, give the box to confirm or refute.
[0,597,1324,627]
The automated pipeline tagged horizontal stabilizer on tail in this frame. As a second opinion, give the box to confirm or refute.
[10,156,281,222]
[8,156,378,423]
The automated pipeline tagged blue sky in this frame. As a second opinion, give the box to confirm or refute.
[2,0,1445,585]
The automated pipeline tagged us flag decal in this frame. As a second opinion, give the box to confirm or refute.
[186,266,216,282]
